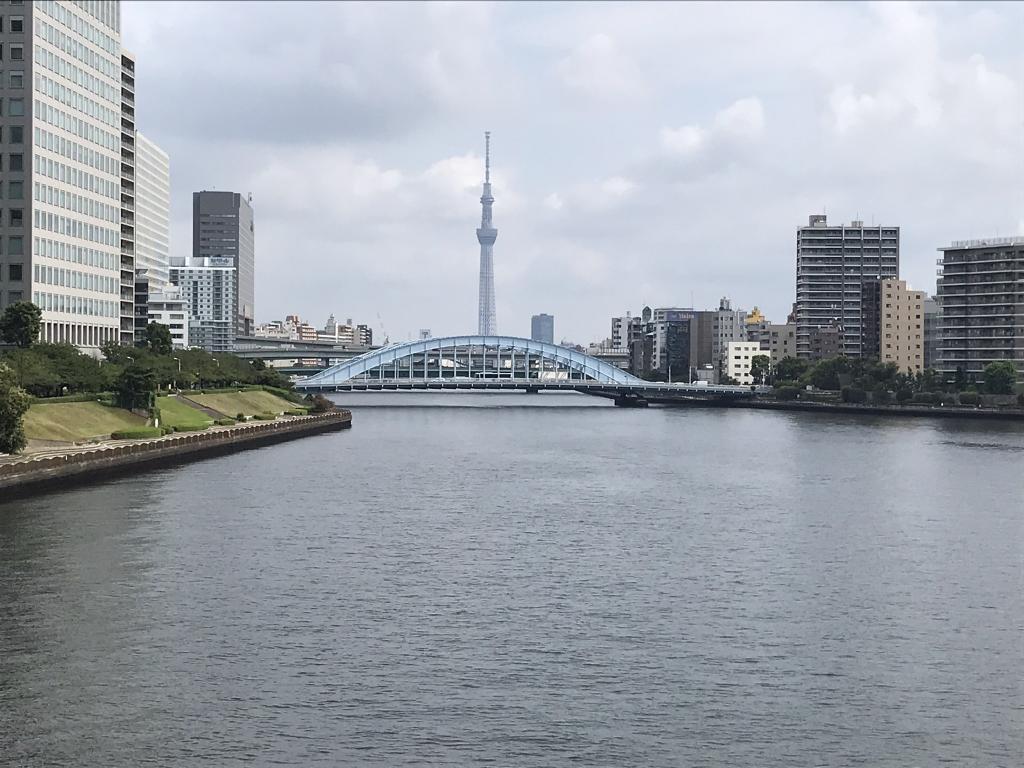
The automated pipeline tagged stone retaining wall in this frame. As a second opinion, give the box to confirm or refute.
[0,411,352,498]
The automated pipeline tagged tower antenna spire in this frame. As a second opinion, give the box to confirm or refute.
[476,131,497,335]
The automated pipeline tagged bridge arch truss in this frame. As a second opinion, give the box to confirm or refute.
[294,335,645,389]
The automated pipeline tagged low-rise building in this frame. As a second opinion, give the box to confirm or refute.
[726,340,767,385]
[147,290,188,349]
[766,324,796,364]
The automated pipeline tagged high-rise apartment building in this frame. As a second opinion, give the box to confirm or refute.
[531,313,554,345]
[193,190,254,337]
[936,237,1023,379]
[923,296,941,370]
[795,215,899,358]
[0,1,124,348]
[880,278,925,374]
[134,132,169,290]
[118,47,135,344]
[169,255,236,353]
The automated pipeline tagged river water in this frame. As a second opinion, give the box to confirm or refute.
[1,393,1021,766]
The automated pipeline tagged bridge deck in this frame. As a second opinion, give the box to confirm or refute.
[298,378,757,398]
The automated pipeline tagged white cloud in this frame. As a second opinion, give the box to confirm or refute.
[660,125,706,155]
[713,97,765,139]
[556,33,647,102]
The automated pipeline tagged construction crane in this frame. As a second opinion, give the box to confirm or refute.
[376,313,390,347]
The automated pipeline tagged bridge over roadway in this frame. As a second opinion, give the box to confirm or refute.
[293,335,757,405]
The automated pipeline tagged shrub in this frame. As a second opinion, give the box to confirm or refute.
[160,426,174,435]
[236,412,246,421]
[28,392,114,404]
[841,386,867,404]
[774,386,800,401]
[285,408,308,416]
[215,418,236,426]
[110,427,163,440]
[912,392,938,405]
[872,385,892,405]
[896,388,913,404]
[252,413,276,421]
[171,424,207,433]
[958,392,980,406]
[307,393,335,413]
[1018,393,1024,407]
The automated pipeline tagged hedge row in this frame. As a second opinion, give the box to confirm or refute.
[111,427,163,440]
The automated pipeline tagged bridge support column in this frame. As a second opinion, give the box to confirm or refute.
[613,393,648,408]
[524,386,538,394]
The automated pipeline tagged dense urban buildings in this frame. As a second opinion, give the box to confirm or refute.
[476,132,497,335]
[795,215,900,359]
[255,314,372,347]
[879,278,925,374]
[193,190,255,337]
[0,1,125,348]
[936,237,1023,379]
[169,256,236,353]
[531,313,554,345]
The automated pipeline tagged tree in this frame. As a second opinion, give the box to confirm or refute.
[774,356,808,382]
[0,301,42,348]
[114,364,157,412]
[982,361,1017,395]
[750,355,771,385]
[0,361,31,454]
[144,322,173,356]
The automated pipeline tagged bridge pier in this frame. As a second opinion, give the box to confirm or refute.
[613,393,648,408]
[524,386,539,394]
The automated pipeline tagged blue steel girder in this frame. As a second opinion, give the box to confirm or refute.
[293,335,645,388]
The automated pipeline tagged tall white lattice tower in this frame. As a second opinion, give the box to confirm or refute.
[476,132,497,335]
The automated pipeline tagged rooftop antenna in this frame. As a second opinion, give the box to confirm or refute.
[484,130,491,183]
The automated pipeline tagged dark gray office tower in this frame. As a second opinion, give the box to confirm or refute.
[193,191,255,337]
[795,214,899,358]
[531,313,554,344]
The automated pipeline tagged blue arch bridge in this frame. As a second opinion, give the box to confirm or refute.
[293,335,756,406]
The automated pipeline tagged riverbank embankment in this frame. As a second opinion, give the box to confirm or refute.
[657,397,1024,420]
[0,410,351,499]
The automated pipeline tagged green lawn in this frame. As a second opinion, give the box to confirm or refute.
[157,396,214,429]
[24,401,147,443]
[190,390,297,418]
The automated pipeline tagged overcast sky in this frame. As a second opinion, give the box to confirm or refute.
[123,1,1023,344]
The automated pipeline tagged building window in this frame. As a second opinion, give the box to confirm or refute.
[9,208,21,227]
[10,45,22,61]
[9,236,23,256]
[10,126,22,143]
[9,181,22,199]
[9,16,23,33]
[8,70,22,89]
[8,153,21,172]
[8,264,22,282]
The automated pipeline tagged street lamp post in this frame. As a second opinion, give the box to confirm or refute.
[172,357,180,391]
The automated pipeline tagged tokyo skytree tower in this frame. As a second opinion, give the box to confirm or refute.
[476,131,497,335]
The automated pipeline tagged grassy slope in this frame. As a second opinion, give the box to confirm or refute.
[24,401,147,442]
[157,396,214,429]
[191,390,297,418]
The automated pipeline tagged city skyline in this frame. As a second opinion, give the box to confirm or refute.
[123,1,1023,343]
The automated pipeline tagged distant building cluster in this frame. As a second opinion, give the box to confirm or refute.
[255,314,372,348]
[577,212,1020,387]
